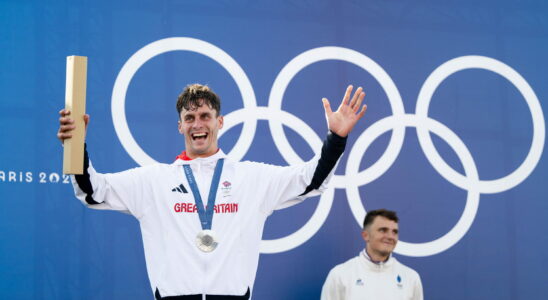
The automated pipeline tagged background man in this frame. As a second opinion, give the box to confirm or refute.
[57,84,366,299]
[321,209,423,300]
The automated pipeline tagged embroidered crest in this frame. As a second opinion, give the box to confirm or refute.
[396,275,403,289]
[220,180,232,195]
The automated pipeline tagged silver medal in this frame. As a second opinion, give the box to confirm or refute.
[196,229,218,252]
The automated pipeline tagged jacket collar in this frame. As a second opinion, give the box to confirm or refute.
[360,249,395,270]
[173,149,227,165]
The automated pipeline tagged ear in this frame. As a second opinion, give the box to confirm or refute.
[361,229,369,243]
[178,120,184,135]
[217,115,224,130]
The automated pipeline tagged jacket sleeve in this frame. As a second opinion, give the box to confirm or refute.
[412,272,424,300]
[257,131,346,214]
[70,145,151,218]
[321,267,345,300]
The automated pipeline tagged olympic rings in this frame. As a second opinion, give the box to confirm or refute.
[112,37,545,256]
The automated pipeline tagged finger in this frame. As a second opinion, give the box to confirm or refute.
[342,85,353,106]
[322,98,333,115]
[357,104,367,119]
[59,109,71,117]
[83,114,90,127]
[59,124,76,132]
[57,131,73,138]
[349,87,363,108]
[353,91,365,113]
[57,132,73,141]
[59,116,74,125]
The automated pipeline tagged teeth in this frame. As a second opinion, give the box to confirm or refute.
[192,133,207,138]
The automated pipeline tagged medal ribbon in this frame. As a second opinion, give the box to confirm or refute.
[183,159,224,230]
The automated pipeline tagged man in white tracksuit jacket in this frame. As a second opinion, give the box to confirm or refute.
[321,209,423,300]
[58,84,367,299]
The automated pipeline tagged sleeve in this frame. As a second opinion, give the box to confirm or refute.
[70,145,152,218]
[412,272,424,300]
[321,267,345,300]
[258,131,347,213]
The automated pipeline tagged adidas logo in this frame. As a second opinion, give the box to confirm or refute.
[171,183,188,194]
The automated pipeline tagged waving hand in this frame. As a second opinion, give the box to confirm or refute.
[322,85,367,137]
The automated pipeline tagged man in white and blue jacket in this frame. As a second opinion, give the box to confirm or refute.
[321,209,423,300]
[57,84,367,299]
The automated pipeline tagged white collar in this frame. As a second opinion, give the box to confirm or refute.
[172,149,227,165]
[360,249,395,269]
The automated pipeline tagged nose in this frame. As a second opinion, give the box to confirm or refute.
[386,231,397,241]
[191,118,204,129]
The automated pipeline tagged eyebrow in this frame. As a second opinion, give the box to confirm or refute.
[184,111,211,117]
[379,227,398,233]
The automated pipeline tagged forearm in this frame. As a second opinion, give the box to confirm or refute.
[299,130,346,196]
[73,144,100,205]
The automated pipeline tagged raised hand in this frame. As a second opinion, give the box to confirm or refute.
[322,85,367,137]
[57,109,89,144]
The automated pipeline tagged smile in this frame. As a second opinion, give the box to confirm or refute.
[191,133,208,140]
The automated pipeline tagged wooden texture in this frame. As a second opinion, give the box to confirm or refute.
[63,56,87,174]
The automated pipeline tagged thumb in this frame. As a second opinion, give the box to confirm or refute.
[83,114,90,130]
[322,98,332,115]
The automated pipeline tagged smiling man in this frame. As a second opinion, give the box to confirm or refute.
[58,83,367,299]
[177,84,224,159]
[321,209,423,300]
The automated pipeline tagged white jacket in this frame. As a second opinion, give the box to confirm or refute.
[71,147,338,297]
[321,250,423,300]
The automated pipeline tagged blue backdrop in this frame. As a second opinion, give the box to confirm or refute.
[1,0,547,299]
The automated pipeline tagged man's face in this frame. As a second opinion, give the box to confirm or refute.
[362,216,399,258]
[178,102,223,159]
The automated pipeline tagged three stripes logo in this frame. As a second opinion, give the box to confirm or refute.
[172,183,188,194]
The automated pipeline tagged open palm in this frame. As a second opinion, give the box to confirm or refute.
[322,85,367,137]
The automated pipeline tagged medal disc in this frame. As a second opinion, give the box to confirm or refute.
[196,230,218,252]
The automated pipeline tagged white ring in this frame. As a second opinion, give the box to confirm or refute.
[111,37,257,165]
[346,114,480,256]
[220,106,332,253]
[416,55,545,194]
[268,46,406,189]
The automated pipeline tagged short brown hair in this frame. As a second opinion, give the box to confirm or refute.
[363,209,399,229]
[176,84,221,118]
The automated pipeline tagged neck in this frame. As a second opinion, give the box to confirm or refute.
[365,248,389,263]
[185,148,219,160]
